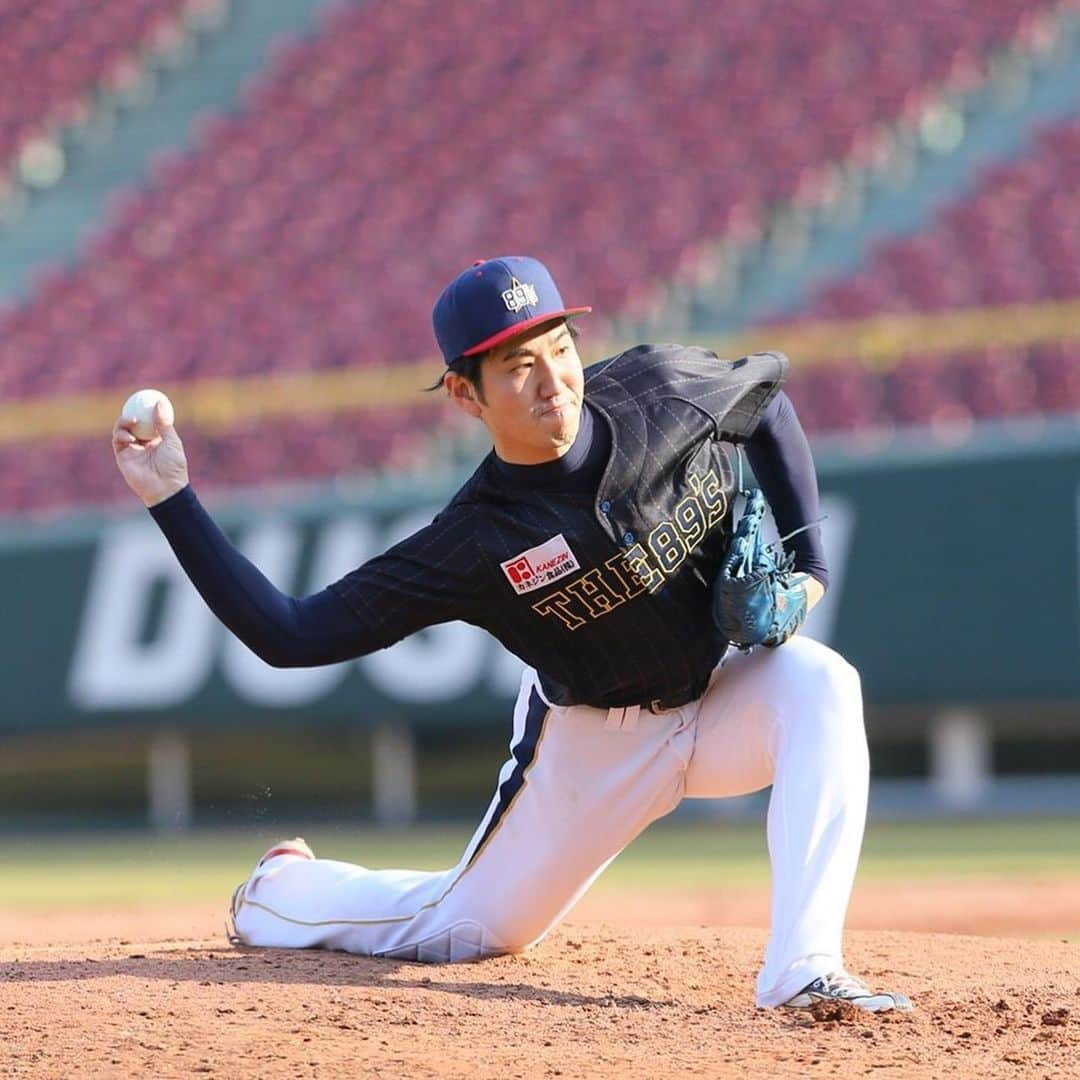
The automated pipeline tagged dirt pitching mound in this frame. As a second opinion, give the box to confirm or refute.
[2,927,1077,1079]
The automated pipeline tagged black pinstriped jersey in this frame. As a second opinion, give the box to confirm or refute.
[331,344,787,708]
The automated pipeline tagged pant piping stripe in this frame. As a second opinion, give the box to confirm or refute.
[463,686,548,869]
[235,689,551,932]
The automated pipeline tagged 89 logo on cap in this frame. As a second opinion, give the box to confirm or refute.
[501,277,540,313]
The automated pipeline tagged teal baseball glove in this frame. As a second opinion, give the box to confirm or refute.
[711,489,809,649]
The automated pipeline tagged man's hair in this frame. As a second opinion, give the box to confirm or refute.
[425,317,580,402]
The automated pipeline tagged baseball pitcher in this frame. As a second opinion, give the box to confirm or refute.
[112,256,910,1012]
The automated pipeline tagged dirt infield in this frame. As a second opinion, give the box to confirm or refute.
[2,925,1077,1079]
[2,879,1079,1079]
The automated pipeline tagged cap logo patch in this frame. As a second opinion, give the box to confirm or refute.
[501,276,539,313]
[501,534,580,595]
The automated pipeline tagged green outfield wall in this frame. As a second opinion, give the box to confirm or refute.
[1,426,1077,735]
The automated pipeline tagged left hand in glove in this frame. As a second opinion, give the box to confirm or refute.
[711,489,809,648]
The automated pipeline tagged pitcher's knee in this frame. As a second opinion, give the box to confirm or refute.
[472,913,545,955]
[378,920,514,963]
[806,648,867,769]
[771,639,865,753]
[780,638,861,707]
[439,882,560,955]
[816,646,862,710]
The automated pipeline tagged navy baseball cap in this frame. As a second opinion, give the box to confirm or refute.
[432,255,591,365]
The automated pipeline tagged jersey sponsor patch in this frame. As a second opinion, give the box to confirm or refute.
[501,534,581,595]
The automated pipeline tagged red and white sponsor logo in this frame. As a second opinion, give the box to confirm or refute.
[500,534,580,595]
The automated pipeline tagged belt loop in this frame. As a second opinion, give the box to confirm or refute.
[622,704,640,731]
[605,706,625,730]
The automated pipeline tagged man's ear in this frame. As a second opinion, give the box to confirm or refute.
[445,372,483,419]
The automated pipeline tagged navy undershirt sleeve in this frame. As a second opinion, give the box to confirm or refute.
[743,391,830,589]
[149,486,369,667]
[147,392,824,668]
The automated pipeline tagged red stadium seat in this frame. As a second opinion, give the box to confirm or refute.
[0,0,195,169]
[0,0,1062,512]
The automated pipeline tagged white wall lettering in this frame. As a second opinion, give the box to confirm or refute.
[359,508,489,702]
[68,520,216,708]
[221,516,374,706]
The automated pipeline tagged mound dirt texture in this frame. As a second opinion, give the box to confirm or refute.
[2,926,1077,1079]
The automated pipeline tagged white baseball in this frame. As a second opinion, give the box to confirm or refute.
[122,388,174,441]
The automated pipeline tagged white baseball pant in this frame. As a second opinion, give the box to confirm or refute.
[231,635,869,1007]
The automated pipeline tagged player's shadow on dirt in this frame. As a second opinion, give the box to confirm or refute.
[3,950,677,1010]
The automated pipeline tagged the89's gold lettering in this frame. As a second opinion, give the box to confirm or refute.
[647,520,689,576]
[533,466,730,628]
[688,469,727,528]
[602,551,648,600]
[532,590,588,631]
[565,567,628,618]
[622,542,664,594]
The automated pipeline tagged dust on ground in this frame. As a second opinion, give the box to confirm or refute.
[1,926,1078,1079]
[1,879,1078,1078]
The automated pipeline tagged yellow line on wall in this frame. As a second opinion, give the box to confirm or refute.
[2,297,1079,444]
[0,360,441,445]
[715,296,1080,370]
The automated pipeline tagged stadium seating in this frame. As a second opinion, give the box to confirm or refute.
[0,0,199,172]
[807,119,1080,319]
[0,403,443,514]
[788,111,1080,435]
[787,342,1080,438]
[0,0,1057,512]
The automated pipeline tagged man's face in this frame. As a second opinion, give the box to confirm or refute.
[447,320,585,465]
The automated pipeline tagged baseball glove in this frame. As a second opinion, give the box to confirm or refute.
[711,488,808,649]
